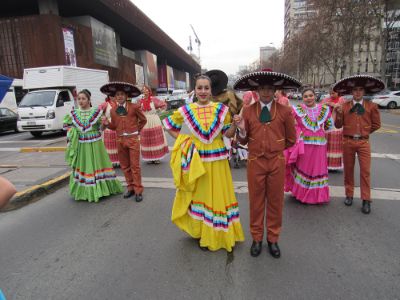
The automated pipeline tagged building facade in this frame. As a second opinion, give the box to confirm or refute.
[0,0,200,90]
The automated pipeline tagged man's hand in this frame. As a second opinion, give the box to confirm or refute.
[233,115,245,132]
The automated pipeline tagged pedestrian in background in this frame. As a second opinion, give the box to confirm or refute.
[63,89,123,202]
[139,85,169,164]
[163,74,244,252]
[233,71,298,258]
[206,69,243,115]
[285,88,334,205]
[0,176,17,210]
[101,82,147,202]
[322,87,346,171]
[99,96,120,167]
[333,75,383,214]
[275,89,290,106]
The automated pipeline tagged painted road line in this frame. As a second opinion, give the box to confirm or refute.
[115,177,400,201]
[377,128,398,134]
[382,123,400,130]
[0,148,21,152]
[371,153,400,160]
[20,147,66,153]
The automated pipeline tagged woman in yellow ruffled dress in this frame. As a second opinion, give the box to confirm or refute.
[163,75,244,252]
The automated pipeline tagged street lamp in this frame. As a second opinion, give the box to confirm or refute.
[357,59,362,75]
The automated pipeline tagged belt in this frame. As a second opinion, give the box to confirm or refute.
[119,132,138,137]
[344,135,368,140]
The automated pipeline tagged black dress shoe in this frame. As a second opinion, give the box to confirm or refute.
[250,241,262,257]
[135,194,143,202]
[361,200,371,214]
[123,190,135,198]
[344,196,353,206]
[267,242,281,258]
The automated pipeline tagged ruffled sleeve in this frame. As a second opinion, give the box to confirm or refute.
[152,97,167,110]
[221,110,232,135]
[163,109,183,132]
[63,113,73,131]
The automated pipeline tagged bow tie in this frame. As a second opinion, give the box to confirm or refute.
[116,105,127,116]
[350,102,365,115]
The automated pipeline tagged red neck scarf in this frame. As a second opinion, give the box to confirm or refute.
[141,90,153,111]
[142,97,152,111]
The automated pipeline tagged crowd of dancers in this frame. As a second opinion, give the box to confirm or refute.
[63,69,383,257]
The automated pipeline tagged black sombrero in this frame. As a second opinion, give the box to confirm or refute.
[233,71,301,91]
[100,81,141,97]
[205,69,228,96]
[333,75,385,94]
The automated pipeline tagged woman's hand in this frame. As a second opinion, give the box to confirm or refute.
[101,116,109,126]
[334,105,343,114]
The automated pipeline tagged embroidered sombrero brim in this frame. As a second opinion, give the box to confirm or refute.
[233,71,302,91]
[205,69,228,96]
[100,81,141,97]
[333,75,385,94]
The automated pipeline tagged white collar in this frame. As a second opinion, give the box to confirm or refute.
[260,100,273,110]
[353,99,363,106]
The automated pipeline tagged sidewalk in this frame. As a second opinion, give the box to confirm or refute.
[0,138,70,212]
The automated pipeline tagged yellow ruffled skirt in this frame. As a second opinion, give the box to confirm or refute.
[170,136,244,251]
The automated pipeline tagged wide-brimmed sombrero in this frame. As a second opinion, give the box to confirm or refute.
[100,81,141,97]
[233,71,301,91]
[205,69,228,96]
[333,75,385,94]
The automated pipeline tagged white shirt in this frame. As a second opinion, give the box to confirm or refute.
[353,99,363,106]
[259,100,273,111]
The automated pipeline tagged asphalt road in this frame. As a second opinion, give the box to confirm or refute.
[0,108,400,299]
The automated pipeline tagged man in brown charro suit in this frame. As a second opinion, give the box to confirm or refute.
[333,75,383,214]
[233,71,300,258]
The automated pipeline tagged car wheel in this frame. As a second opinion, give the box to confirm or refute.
[30,131,43,137]
[387,101,397,109]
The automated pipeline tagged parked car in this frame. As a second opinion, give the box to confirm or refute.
[316,92,329,102]
[341,94,375,102]
[372,91,400,109]
[166,89,188,110]
[0,107,18,133]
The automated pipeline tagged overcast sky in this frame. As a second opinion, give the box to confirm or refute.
[131,0,284,75]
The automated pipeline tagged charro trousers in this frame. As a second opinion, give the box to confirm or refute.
[343,138,371,201]
[117,135,144,194]
[247,155,285,243]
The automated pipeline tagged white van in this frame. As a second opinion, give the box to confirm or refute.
[17,66,109,137]
[0,78,25,113]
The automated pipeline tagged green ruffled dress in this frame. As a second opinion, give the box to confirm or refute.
[63,108,123,202]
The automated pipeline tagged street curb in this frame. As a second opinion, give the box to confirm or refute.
[20,147,66,152]
[0,172,70,212]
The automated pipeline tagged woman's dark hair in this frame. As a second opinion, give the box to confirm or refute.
[194,74,211,86]
[301,87,315,96]
[78,89,91,99]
